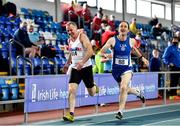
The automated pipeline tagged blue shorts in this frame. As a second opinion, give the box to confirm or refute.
[112,66,132,83]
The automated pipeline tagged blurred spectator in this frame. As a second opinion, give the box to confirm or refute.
[149,49,162,98]
[175,31,180,41]
[101,49,112,73]
[2,2,17,17]
[101,14,109,31]
[77,3,92,28]
[150,23,164,39]
[97,7,104,18]
[134,32,142,49]
[0,0,3,16]
[108,15,115,31]
[149,49,161,72]
[27,23,45,48]
[14,21,40,58]
[91,40,104,74]
[92,12,102,40]
[63,0,78,23]
[129,18,139,38]
[148,15,158,27]
[131,32,142,72]
[150,23,170,41]
[162,36,180,100]
[92,12,102,31]
[101,25,116,46]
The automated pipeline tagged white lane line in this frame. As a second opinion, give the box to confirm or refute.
[142,118,180,126]
[81,109,180,126]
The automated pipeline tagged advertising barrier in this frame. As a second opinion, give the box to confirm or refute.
[25,73,158,113]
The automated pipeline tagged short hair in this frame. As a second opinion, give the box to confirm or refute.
[171,36,179,43]
[66,21,77,28]
[158,23,162,27]
[119,20,129,29]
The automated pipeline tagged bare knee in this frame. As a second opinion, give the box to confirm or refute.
[69,86,77,95]
[120,84,128,93]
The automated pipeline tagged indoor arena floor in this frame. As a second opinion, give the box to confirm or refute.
[31,103,180,126]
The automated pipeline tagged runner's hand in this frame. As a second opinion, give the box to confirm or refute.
[76,61,84,71]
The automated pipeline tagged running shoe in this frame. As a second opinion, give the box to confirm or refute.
[63,112,74,122]
[137,94,145,103]
[115,111,123,120]
[136,89,146,103]
[94,82,99,94]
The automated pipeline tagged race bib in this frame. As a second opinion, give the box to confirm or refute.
[71,51,83,57]
[115,58,128,65]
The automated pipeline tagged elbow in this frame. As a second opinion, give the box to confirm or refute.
[90,50,94,57]
[88,47,94,57]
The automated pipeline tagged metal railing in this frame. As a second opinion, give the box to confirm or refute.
[9,39,26,76]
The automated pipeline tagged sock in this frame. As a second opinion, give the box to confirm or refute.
[70,112,74,116]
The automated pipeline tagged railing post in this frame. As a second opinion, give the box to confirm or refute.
[163,72,167,105]
[24,112,28,124]
[95,104,98,114]
[10,39,26,75]
[9,40,12,76]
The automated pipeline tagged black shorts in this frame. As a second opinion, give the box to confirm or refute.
[69,65,94,88]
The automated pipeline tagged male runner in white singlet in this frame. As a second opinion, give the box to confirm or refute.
[63,21,99,122]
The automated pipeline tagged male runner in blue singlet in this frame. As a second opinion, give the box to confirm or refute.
[100,21,149,120]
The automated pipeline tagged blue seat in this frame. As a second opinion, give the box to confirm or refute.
[54,56,65,74]
[9,83,19,100]
[21,8,29,14]
[10,56,16,75]
[0,23,4,29]
[114,20,120,29]
[47,15,53,23]
[41,57,55,75]
[144,24,152,32]
[0,16,6,26]
[1,42,8,59]
[56,32,61,41]
[21,8,31,19]
[16,56,31,75]
[136,23,143,29]
[50,22,62,33]
[31,57,42,75]
[44,25,50,32]
[61,32,68,45]
[0,80,10,100]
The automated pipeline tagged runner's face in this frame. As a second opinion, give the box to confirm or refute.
[66,24,77,38]
[118,22,129,36]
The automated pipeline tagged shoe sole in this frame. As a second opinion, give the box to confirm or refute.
[137,96,146,103]
[63,117,74,122]
[115,115,123,120]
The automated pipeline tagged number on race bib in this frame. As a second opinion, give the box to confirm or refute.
[115,58,128,65]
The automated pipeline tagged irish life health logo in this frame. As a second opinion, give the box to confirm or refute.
[31,84,37,102]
